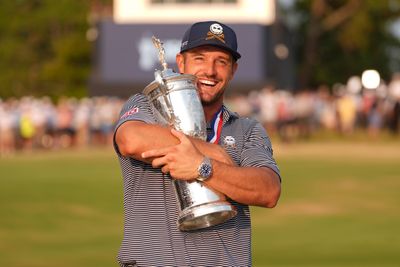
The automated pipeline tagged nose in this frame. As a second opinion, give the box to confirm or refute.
[204,60,217,77]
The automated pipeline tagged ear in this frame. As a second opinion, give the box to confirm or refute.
[176,53,185,73]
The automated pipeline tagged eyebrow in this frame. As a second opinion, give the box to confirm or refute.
[187,51,232,62]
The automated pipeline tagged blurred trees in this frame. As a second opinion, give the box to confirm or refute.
[0,0,111,99]
[280,0,400,89]
[1,1,400,97]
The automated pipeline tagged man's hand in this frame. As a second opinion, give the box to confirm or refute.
[141,129,204,180]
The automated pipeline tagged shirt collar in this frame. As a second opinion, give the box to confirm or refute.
[206,104,239,128]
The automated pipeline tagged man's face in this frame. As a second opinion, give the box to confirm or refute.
[176,46,238,106]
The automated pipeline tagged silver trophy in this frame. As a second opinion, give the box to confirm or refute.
[143,36,237,231]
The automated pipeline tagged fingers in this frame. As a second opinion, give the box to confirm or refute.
[171,128,189,144]
[144,153,170,174]
[151,156,168,168]
[161,165,169,174]
[142,129,188,159]
[141,129,199,180]
[142,147,169,159]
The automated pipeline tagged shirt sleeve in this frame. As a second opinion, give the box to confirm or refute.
[240,120,281,180]
[113,93,156,154]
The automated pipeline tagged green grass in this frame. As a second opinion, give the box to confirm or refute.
[1,142,399,267]
[252,141,400,267]
[0,148,123,267]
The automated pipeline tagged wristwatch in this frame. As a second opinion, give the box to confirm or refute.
[196,156,213,182]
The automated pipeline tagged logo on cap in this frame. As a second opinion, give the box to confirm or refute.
[181,40,188,48]
[206,23,225,43]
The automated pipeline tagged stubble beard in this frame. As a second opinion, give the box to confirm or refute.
[200,89,225,107]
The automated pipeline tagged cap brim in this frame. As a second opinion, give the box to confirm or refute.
[181,42,241,60]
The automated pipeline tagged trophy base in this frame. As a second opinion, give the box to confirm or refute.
[177,202,237,231]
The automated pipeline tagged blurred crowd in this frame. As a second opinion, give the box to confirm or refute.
[226,74,400,142]
[0,96,124,156]
[1,75,400,156]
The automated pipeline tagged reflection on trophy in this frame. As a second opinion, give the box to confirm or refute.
[143,36,237,231]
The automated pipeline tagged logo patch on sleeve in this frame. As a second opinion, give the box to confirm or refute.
[120,107,139,119]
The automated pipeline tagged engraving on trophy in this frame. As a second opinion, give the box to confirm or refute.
[174,181,192,209]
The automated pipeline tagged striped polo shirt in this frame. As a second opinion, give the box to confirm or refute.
[114,94,280,267]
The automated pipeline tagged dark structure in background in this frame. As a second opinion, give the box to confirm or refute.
[265,21,296,90]
[89,19,295,98]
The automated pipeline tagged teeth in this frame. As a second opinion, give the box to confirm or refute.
[199,79,216,86]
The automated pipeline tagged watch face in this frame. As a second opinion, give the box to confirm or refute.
[197,157,212,182]
[200,163,212,178]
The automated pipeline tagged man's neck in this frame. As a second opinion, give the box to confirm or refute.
[203,104,223,123]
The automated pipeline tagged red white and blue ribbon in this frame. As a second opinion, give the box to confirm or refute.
[207,108,223,144]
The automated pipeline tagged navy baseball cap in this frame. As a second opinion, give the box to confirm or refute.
[180,21,241,60]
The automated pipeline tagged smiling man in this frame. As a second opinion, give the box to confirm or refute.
[176,45,237,119]
[114,21,281,267]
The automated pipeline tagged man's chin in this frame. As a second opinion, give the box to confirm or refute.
[200,96,222,107]
[201,100,215,107]
[199,89,224,107]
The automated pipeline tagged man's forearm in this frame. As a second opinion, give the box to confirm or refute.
[191,139,235,166]
[116,121,179,161]
[204,163,281,208]
[116,121,234,165]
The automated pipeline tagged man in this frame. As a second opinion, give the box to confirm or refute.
[114,21,281,267]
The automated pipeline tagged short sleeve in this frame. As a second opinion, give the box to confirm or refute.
[113,93,156,154]
[240,121,281,180]
[116,93,156,127]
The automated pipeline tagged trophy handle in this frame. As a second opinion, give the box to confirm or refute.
[152,36,181,130]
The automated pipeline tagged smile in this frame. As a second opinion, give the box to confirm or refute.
[198,78,217,87]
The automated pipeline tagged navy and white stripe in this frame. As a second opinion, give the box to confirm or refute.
[114,94,280,267]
